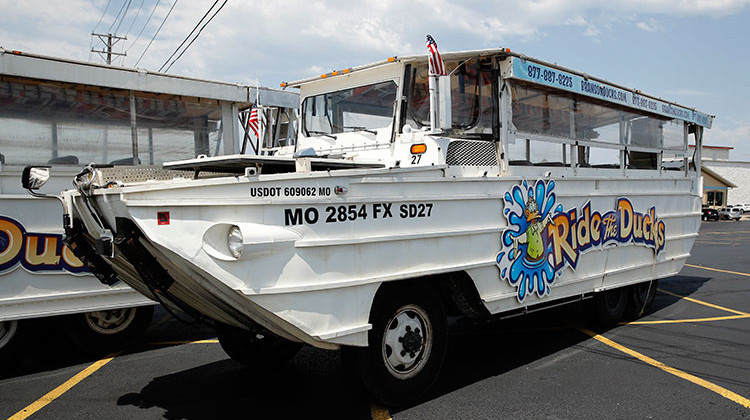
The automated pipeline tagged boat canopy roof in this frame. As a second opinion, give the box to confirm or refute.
[0,47,298,109]
[284,48,713,128]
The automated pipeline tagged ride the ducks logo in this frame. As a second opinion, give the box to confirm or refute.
[496,179,666,302]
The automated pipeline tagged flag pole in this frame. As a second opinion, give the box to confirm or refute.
[426,34,443,134]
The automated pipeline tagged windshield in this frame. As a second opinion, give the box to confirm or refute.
[302,81,397,136]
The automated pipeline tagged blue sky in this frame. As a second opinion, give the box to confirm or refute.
[2,0,749,159]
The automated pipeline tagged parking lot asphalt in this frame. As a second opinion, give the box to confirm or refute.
[0,220,748,420]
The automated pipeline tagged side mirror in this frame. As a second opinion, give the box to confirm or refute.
[22,166,51,190]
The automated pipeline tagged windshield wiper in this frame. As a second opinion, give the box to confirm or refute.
[307,130,337,140]
[344,126,377,135]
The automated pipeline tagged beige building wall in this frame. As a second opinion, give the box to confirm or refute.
[702,169,732,207]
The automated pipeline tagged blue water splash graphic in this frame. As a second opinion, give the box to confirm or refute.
[496,179,564,302]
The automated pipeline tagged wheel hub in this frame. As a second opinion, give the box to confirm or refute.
[84,308,137,335]
[382,305,432,379]
[401,328,422,355]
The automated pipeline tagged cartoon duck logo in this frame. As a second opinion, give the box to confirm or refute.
[514,196,554,266]
[497,179,563,302]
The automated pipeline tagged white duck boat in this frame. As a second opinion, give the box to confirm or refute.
[26,44,713,404]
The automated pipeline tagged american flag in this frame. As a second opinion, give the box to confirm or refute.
[426,34,447,76]
[247,106,264,139]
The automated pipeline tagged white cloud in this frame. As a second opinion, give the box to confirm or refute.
[2,0,750,84]
[1,0,748,74]
[636,18,664,32]
[703,121,750,160]
[665,89,712,96]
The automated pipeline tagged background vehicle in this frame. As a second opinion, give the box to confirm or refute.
[0,49,297,356]
[725,207,743,221]
[702,208,719,221]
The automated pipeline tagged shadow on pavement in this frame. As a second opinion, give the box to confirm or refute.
[0,306,216,380]
[116,348,373,420]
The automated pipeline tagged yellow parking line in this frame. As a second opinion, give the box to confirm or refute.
[147,339,219,346]
[685,263,750,278]
[701,230,750,235]
[7,353,119,420]
[624,314,750,325]
[371,403,392,420]
[576,327,750,408]
[658,288,750,316]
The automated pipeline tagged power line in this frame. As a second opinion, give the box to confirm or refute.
[92,0,113,34]
[134,0,178,67]
[125,0,161,55]
[91,0,114,61]
[163,0,226,73]
[107,0,129,33]
[123,0,147,38]
[113,0,134,35]
[157,0,219,72]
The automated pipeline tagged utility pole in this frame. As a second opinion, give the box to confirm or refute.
[91,33,127,64]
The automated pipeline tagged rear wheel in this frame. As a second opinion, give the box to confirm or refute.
[216,322,302,367]
[626,280,657,319]
[341,283,447,406]
[63,305,154,355]
[591,287,628,326]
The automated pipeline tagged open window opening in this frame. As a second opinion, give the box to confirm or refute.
[403,58,496,140]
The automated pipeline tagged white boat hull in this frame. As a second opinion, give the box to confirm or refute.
[66,165,700,348]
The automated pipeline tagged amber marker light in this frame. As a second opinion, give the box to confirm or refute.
[411,143,427,154]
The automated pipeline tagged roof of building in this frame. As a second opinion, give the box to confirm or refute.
[703,166,738,188]
[689,145,734,150]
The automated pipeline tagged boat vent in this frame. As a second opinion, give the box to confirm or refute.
[97,166,230,184]
[445,140,498,166]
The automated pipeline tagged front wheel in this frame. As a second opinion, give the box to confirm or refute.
[216,322,302,367]
[342,283,447,406]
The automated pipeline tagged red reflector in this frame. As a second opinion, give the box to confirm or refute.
[157,212,170,225]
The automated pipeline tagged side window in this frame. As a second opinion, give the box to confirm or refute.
[0,80,225,166]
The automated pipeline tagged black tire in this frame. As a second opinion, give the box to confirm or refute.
[590,287,628,327]
[63,305,154,355]
[0,320,19,357]
[626,280,658,319]
[216,322,302,366]
[341,283,447,407]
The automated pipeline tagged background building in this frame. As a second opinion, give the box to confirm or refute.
[695,144,750,207]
